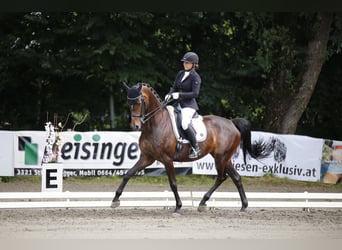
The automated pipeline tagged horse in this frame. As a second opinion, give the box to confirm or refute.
[112,82,269,213]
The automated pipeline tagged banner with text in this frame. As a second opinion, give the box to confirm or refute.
[13,131,191,177]
[192,131,324,182]
[1,130,340,183]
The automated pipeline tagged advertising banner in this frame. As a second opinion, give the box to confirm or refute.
[192,131,324,182]
[4,129,341,183]
[0,131,14,176]
[321,139,342,184]
[13,131,191,177]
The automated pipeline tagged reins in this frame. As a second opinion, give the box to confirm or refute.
[139,98,172,124]
[126,82,174,125]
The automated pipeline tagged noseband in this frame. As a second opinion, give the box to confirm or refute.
[129,95,146,120]
[128,94,163,124]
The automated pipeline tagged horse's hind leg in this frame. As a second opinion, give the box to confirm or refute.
[198,162,228,212]
[225,162,248,212]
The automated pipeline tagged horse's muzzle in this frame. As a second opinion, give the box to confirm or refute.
[130,119,142,131]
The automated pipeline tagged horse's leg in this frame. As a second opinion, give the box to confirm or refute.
[164,161,182,214]
[225,161,248,212]
[198,159,228,212]
[111,156,153,208]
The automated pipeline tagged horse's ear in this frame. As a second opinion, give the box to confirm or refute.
[137,82,142,91]
[122,82,130,91]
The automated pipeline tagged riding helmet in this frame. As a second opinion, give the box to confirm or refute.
[180,52,199,64]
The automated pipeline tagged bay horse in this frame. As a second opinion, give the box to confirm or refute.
[112,82,268,213]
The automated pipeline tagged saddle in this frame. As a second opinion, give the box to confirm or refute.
[166,105,207,143]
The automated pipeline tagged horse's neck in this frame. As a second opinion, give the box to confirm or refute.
[142,107,167,133]
[141,87,168,130]
[142,86,161,113]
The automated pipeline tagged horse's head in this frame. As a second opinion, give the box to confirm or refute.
[122,82,145,130]
[123,82,163,130]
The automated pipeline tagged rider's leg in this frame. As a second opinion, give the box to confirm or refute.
[183,124,201,158]
[181,108,201,159]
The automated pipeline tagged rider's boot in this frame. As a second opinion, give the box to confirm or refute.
[183,125,201,159]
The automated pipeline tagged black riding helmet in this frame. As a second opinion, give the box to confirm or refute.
[180,52,199,64]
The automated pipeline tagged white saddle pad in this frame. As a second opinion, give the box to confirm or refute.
[166,105,207,143]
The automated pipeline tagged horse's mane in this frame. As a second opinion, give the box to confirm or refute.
[140,82,163,104]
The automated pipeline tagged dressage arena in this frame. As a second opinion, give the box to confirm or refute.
[1,207,342,239]
[0,179,342,240]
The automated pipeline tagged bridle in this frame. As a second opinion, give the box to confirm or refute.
[128,93,168,124]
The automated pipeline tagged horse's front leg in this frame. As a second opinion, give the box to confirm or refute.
[164,161,182,214]
[111,157,152,208]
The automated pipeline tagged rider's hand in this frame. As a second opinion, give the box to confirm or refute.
[164,94,172,102]
[171,92,180,100]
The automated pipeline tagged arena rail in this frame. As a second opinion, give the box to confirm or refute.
[0,191,342,209]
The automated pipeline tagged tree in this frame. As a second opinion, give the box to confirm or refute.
[0,12,158,131]
[1,12,341,140]
[235,12,338,136]
[280,13,333,133]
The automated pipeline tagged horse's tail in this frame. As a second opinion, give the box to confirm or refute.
[232,117,271,164]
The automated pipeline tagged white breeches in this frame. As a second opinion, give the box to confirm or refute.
[180,107,196,130]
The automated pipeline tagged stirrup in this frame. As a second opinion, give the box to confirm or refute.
[189,147,201,159]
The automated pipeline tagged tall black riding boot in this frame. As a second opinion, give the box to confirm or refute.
[183,125,201,159]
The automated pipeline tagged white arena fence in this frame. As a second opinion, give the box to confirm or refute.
[1,191,342,209]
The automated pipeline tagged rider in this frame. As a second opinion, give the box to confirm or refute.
[165,51,202,159]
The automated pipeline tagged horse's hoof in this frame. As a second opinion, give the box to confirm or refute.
[172,211,181,217]
[172,207,182,215]
[111,201,120,208]
[240,207,247,212]
[197,205,207,212]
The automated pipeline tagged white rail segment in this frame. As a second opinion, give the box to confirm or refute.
[0,191,342,209]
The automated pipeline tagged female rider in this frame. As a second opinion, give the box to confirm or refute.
[165,52,202,159]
